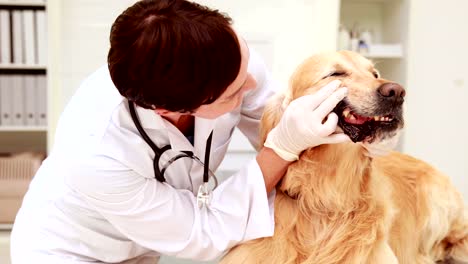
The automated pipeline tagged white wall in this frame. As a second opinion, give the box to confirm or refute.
[48,0,137,147]
[405,0,468,202]
[58,0,136,100]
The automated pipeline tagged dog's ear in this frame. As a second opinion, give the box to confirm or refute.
[259,92,290,145]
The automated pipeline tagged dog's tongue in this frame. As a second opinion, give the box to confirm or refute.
[344,114,369,125]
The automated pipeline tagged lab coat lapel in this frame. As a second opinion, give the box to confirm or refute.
[135,105,194,152]
[134,104,165,130]
[165,124,194,152]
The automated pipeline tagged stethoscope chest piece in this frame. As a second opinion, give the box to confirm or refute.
[197,183,212,209]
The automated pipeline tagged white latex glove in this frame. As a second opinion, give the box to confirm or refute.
[264,80,350,161]
[360,131,401,158]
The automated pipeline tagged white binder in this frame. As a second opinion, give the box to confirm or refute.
[0,75,13,126]
[36,75,47,126]
[22,10,36,65]
[11,75,25,126]
[0,10,11,64]
[24,75,36,126]
[35,10,47,65]
[12,10,24,64]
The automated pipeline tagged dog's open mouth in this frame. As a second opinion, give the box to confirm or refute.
[333,101,403,143]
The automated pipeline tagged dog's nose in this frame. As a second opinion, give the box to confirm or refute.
[378,83,406,104]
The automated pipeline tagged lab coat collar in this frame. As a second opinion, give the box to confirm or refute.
[133,104,216,153]
[134,105,166,130]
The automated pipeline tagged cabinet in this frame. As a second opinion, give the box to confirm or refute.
[0,0,48,155]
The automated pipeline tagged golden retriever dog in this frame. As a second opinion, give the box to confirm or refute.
[221,51,468,264]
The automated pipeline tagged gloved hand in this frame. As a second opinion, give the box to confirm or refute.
[360,131,401,157]
[264,80,350,161]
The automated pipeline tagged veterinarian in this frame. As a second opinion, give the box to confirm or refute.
[11,0,353,263]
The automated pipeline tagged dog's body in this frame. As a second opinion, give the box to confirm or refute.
[221,51,467,264]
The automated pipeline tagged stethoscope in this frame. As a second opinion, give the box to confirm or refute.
[128,100,218,208]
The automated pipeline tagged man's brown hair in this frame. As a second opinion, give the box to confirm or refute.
[108,0,241,112]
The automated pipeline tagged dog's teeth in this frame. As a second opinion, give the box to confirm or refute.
[343,110,350,118]
[380,117,386,121]
[385,117,390,121]
[349,115,356,120]
[374,116,379,121]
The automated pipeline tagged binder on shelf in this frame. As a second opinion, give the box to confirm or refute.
[0,75,13,126]
[11,75,25,126]
[22,10,36,65]
[35,74,46,126]
[0,10,11,64]
[23,75,36,126]
[35,10,47,65]
[11,10,24,64]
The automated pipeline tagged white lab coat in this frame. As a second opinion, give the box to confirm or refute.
[10,50,277,264]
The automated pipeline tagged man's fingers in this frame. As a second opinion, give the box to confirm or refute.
[319,112,339,136]
[312,80,341,103]
[297,80,342,109]
[315,87,348,118]
[324,133,351,144]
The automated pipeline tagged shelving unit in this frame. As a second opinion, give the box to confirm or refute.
[0,0,48,154]
[338,0,409,83]
[0,224,13,230]
[0,0,48,234]
[0,126,47,132]
[0,0,45,7]
[365,53,402,59]
[0,64,46,70]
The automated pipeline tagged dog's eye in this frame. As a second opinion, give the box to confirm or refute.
[373,72,379,78]
[325,72,346,79]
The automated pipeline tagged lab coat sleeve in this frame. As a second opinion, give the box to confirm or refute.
[237,48,278,150]
[66,155,275,261]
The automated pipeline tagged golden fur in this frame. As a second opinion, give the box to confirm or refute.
[221,51,468,264]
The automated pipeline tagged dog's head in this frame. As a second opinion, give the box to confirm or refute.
[261,50,405,147]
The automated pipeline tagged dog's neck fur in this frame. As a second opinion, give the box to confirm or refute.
[279,143,373,215]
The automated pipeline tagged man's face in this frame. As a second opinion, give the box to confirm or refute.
[192,32,257,119]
